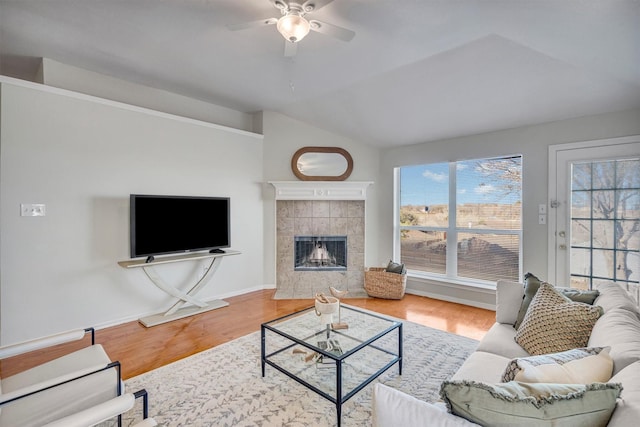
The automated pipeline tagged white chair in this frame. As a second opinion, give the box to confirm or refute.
[43,389,157,427]
[0,328,123,426]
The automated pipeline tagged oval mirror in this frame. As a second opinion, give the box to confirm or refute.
[291,147,354,181]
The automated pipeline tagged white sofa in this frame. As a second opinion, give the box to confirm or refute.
[373,280,640,426]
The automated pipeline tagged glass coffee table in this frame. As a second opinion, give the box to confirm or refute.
[261,304,402,426]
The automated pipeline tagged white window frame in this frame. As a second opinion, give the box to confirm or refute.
[394,156,523,288]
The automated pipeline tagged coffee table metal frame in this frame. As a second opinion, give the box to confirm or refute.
[261,305,403,427]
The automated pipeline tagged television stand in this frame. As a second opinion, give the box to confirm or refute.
[118,250,241,327]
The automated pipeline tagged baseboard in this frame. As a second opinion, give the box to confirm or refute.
[405,277,496,311]
[93,284,278,331]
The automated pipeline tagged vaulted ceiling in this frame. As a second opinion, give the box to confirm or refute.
[1,0,639,147]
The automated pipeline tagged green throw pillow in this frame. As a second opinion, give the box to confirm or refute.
[440,380,622,427]
[385,260,406,274]
[561,288,601,305]
[514,273,599,329]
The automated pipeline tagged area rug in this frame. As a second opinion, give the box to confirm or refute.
[121,320,478,426]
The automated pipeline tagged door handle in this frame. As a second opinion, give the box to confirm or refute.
[559,244,567,250]
[558,231,566,238]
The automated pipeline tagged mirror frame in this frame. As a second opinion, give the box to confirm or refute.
[291,146,354,181]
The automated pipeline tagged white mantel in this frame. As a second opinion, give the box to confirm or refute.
[269,181,373,201]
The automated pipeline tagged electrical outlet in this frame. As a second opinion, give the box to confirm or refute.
[21,203,46,217]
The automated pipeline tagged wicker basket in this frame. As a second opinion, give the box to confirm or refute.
[364,267,407,299]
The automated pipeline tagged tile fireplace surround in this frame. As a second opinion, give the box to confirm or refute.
[271,181,372,299]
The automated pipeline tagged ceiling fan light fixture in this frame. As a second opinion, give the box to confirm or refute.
[277,13,310,43]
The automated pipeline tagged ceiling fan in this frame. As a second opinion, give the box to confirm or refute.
[227,0,356,57]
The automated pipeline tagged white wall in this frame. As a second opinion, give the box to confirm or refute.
[0,80,264,344]
[259,111,382,287]
[38,59,255,133]
[3,62,636,340]
[380,108,640,307]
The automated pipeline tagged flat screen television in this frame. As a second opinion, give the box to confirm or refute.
[130,194,230,259]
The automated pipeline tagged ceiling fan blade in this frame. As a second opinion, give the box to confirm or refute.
[268,0,289,11]
[284,41,298,57]
[308,20,355,42]
[227,17,277,31]
[302,0,335,13]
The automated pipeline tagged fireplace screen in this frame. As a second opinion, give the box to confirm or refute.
[294,235,347,271]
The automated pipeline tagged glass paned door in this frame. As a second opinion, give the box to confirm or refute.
[569,159,640,289]
[550,137,640,290]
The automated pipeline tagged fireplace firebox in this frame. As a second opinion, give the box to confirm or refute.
[294,236,347,271]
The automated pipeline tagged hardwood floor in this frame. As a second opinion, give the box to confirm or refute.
[0,290,495,380]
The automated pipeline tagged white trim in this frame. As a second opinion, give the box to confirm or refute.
[447,162,457,276]
[0,75,263,140]
[406,274,496,311]
[405,289,495,311]
[269,181,373,200]
[547,135,640,281]
[408,272,497,292]
[393,168,401,261]
[405,278,496,311]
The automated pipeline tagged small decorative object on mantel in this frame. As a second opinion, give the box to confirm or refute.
[291,146,353,181]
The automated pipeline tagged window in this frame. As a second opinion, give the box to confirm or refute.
[570,158,639,289]
[397,155,522,284]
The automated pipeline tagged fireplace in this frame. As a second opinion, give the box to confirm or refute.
[294,235,347,271]
[270,184,372,299]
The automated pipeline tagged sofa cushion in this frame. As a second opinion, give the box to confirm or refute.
[594,282,640,315]
[496,280,524,325]
[501,347,612,383]
[608,361,640,427]
[515,282,602,355]
[475,323,529,359]
[588,307,640,374]
[451,351,514,384]
[440,380,622,427]
[372,383,479,427]
[514,273,599,329]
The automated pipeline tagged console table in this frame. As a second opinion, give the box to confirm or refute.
[118,250,240,327]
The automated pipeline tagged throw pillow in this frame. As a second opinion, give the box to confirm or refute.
[514,282,603,355]
[440,380,622,427]
[514,272,545,329]
[514,273,599,329]
[385,260,406,274]
[561,288,601,305]
[501,347,613,383]
[373,383,480,427]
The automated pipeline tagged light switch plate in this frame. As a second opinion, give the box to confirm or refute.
[538,214,547,225]
[538,204,547,214]
[21,203,46,217]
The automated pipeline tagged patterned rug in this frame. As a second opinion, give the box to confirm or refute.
[121,320,478,426]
